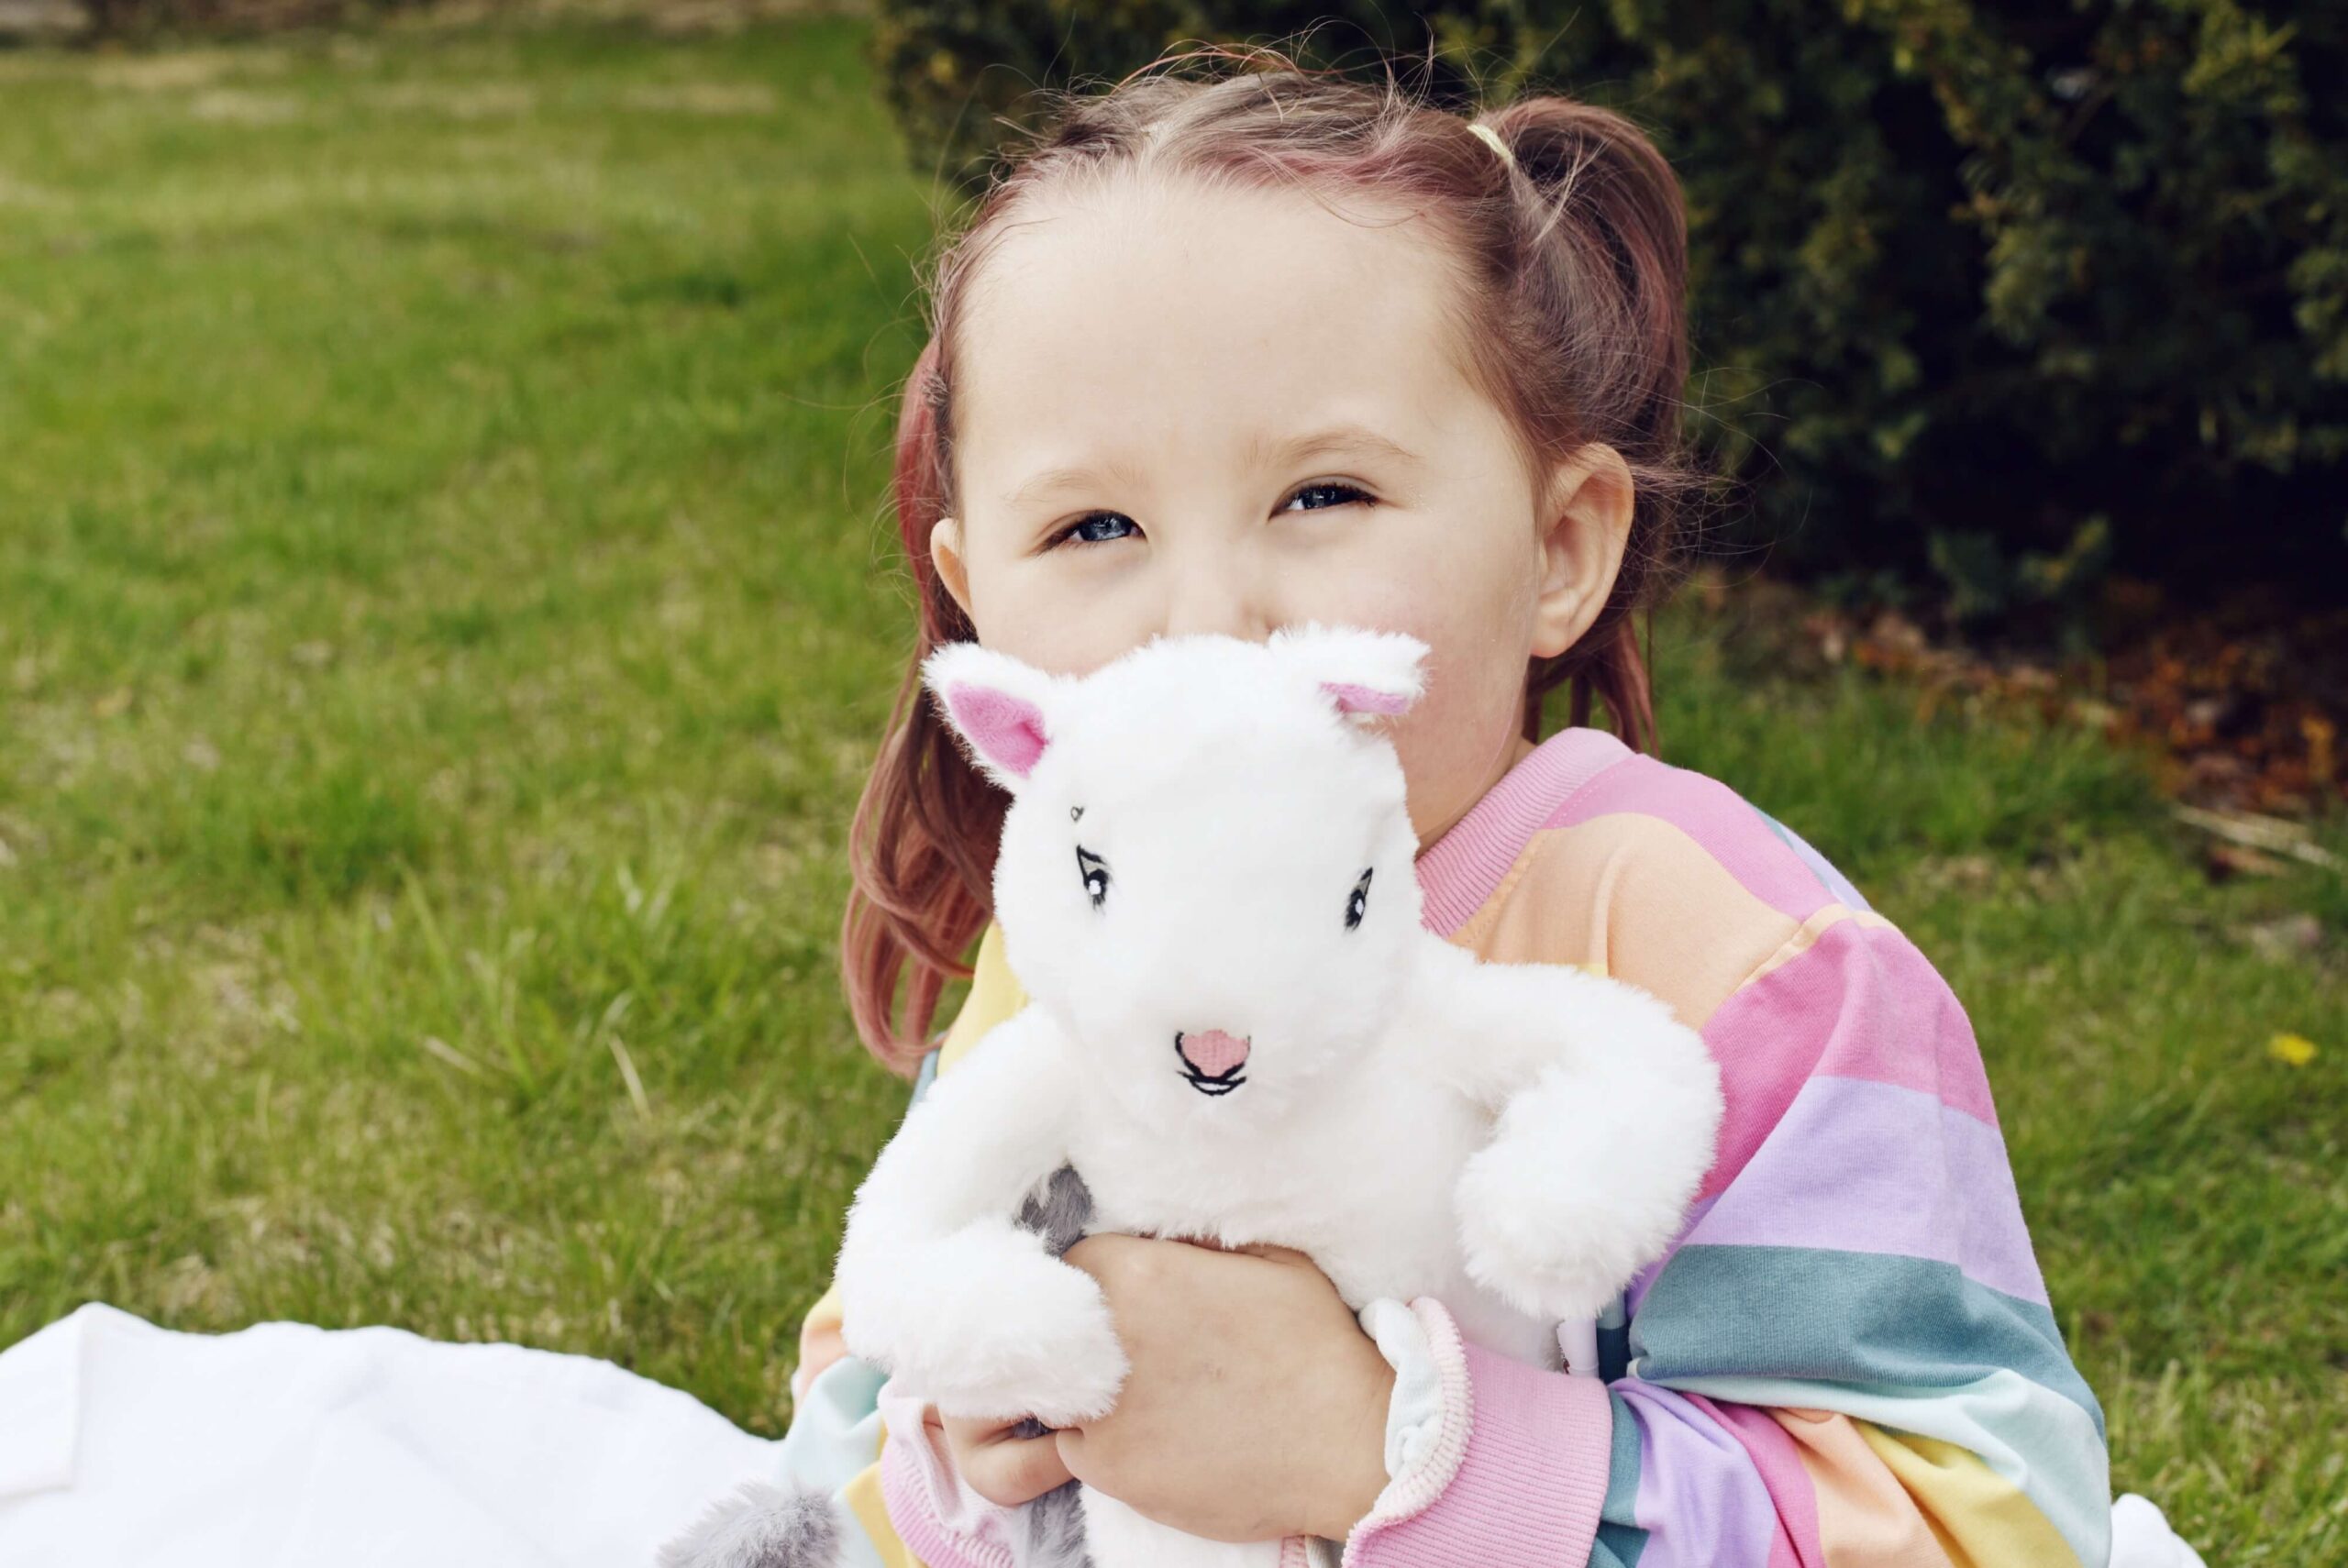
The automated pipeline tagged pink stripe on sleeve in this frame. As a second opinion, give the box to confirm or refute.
[1698,919,1999,1200]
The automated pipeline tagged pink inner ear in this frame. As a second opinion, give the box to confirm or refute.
[1322,680,1411,717]
[945,683,1048,778]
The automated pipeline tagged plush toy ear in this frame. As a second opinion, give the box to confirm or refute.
[1270,623,1429,722]
[921,642,1060,791]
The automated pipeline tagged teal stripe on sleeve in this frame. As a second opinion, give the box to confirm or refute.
[1588,1386,1648,1568]
[1631,1244,2111,1568]
[1632,1244,2102,1436]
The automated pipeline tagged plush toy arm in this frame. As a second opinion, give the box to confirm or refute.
[1408,937,1706,1110]
[839,1004,1079,1244]
[1406,940,1723,1323]
[836,1007,1126,1426]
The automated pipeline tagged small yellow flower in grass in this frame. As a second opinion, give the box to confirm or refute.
[2267,1032,2318,1067]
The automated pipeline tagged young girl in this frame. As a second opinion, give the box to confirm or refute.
[774,48,2165,1568]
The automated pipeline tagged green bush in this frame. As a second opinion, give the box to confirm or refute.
[870,1,2347,598]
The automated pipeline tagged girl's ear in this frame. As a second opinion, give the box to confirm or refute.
[1532,444,1634,659]
[927,516,974,622]
[1269,623,1430,720]
[922,642,1060,791]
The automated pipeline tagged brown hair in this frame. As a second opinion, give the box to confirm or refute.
[842,46,1697,1073]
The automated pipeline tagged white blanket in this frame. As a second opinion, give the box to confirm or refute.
[0,1302,2207,1568]
[0,1303,792,1568]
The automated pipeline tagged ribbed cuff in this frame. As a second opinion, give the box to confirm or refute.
[1342,1299,1612,1567]
[875,1388,1018,1568]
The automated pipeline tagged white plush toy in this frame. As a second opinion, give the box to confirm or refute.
[828,626,1724,1568]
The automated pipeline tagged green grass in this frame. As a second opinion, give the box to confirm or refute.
[1,16,2341,1558]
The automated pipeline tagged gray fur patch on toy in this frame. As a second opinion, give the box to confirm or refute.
[1018,1164,1094,1259]
[1004,1165,1096,1446]
[1003,1168,1097,1566]
[656,1481,839,1568]
[1023,1480,1095,1568]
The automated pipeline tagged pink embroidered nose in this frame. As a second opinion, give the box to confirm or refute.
[1177,1030,1250,1079]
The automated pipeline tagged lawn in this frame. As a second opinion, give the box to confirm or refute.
[0,14,2341,1559]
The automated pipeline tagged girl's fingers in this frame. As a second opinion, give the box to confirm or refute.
[1227,1241,1316,1267]
[939,1408,1076,1506]
[958,1430,1076,1507]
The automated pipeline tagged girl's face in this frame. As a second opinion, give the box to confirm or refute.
[929,175,1633,849]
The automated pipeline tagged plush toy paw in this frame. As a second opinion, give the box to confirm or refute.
[1455,1135,1650,1322]
[656,1481,844,1568]
[931,1242,1129,1426]
[1453,1065,1712,1322]
[847,1220,1128,1426]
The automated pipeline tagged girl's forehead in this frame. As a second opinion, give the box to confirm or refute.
[956,179,1481,491]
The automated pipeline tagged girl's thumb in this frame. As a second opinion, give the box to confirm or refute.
[968,1430,1075,1507]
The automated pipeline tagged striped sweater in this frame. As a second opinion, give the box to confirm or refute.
[778,724,2111,1567]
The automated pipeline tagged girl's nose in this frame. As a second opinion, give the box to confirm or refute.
[1160,547,1273,642]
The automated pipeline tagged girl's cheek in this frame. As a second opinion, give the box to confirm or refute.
[1395,625,1543,823]
[981,565,1159,677]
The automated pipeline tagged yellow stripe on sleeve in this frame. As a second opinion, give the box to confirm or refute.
[1854,1421,2082,1568]
[937,922,1028,1076]
[843,1458,928,1568]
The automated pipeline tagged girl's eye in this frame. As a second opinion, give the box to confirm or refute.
[1055,513,1139,547]
[1344,867,1373,930]
[1283,481,1374,513]
[1076,846,1111,908]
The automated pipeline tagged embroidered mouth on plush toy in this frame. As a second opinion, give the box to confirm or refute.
[1174,1030,1250,1096]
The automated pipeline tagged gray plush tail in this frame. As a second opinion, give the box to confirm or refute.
[657,1482,842,1568]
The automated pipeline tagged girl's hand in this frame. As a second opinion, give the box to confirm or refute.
[935,1406,1074,1506]
[1051,1233,1395,1543]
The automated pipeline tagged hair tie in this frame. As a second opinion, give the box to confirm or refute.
[1467,121,1516,175]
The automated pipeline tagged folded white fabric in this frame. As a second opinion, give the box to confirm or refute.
[2111,1489,2210,1568]
[0,1302,788,1568]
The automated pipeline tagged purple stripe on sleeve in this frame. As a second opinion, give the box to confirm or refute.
[1616,1381,1802,1567]
[1689,1395,1824,1568]
[1673,1075,2050,1306]
[1756,810,1874,915]
[1699,919,1999,1200]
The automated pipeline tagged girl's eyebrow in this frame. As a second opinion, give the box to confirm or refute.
[1002,424,1423,511]
[1246,424,1423,471]
[1004,455,1150,511]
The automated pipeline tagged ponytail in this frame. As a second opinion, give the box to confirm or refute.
[1467,98,1693,752]
[838,338,1001,1075]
